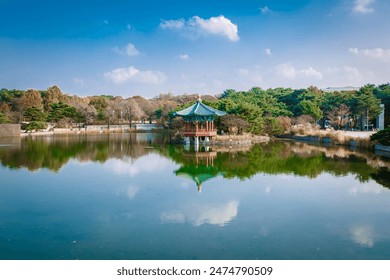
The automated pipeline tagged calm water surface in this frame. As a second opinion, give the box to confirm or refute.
[0,133,390,260]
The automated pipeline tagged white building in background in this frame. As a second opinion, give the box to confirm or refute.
[376,104,385,130]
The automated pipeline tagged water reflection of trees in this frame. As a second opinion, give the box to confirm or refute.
[166,142,390,189]
[0,133,171,172]
[0,135,389,189]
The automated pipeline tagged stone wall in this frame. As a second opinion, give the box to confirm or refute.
[0,124,21,137]
[375,144,390,153]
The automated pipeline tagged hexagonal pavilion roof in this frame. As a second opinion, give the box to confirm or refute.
[175,99,226,120]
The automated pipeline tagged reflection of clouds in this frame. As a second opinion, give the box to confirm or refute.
[350,225,375,247]
[191,201,239,226]
[160,211,186,224]
[105,154,171,177]
[126,212,132,220]
[348,184,382,195]
[72,159,94,166]
[180,181,191,189]
[160,201,239,227]
[126,185,140,199]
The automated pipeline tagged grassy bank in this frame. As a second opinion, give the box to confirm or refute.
[281,124,376,149]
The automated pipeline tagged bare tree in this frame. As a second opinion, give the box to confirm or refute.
[327,104,351,130]
[66,95,97,126]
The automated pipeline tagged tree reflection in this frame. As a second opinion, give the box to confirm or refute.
[0,133,170,172]
[0,134,389,189]
[167,142,390,190]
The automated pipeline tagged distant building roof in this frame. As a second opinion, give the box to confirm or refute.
[175,99,226,118]
[322,86,360,92]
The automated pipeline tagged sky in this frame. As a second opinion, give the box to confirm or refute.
[1,0,389,98]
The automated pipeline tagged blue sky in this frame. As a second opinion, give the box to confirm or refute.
[1,0,389,98]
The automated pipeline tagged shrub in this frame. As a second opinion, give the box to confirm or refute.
[277,116,292,133]
[370,127,390,146]
[263,117,284,135]
[0,112,11,124]
[216,114,249,135]
[22,121,47,132]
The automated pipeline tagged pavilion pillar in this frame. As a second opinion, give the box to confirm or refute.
[194,136,199,146]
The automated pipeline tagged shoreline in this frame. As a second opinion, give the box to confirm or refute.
[7,128,390,158]
[276,130,375,147]
[20,127,169,137]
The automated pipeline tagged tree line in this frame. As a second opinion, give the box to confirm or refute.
[0,85,212,131]
[0,83,389,134]
[211,84,389,135]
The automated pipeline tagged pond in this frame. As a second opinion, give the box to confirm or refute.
[0,133,390,260]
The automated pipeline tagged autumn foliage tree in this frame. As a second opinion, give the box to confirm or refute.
[326,104,351,130]
[215,114,249,135]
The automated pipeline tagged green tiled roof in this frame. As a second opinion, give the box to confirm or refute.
[175,100,226,117]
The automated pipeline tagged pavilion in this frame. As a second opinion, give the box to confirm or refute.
[174,97,226,145]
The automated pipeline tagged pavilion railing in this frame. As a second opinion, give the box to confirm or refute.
[182,129,217,137]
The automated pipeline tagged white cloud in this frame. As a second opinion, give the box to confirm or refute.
[274,63,297,79]
[179,54,190,60]
[348,184,382,195]
[349,47,359,55]
[105,154,171,176]
[274,64,322,80]
[237,68,262,83]
[344,66,363,79]
[350,225,375,247]
[104,66,166,85]
[160,211,186,224]
[260,6,271,15]
[127,24,132,30]
[160,201,239,227]
[325,66,367,85]
[328,66,363,79]
[300,67,323,79]
[349,47,390,59]
[212,79,224,89]
[191,201,239,226]
[237,68,249,76]
[160,15,239,42]
[104,66,138,84]
[126,185,140,199]
[160,19,185,29]
[113,43,140,56]
[73,78,84,86]
[192,16,239,41]
[264,48,272,56]
[353,0,375,14]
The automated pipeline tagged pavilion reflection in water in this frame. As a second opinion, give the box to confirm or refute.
[174,147,221,192]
